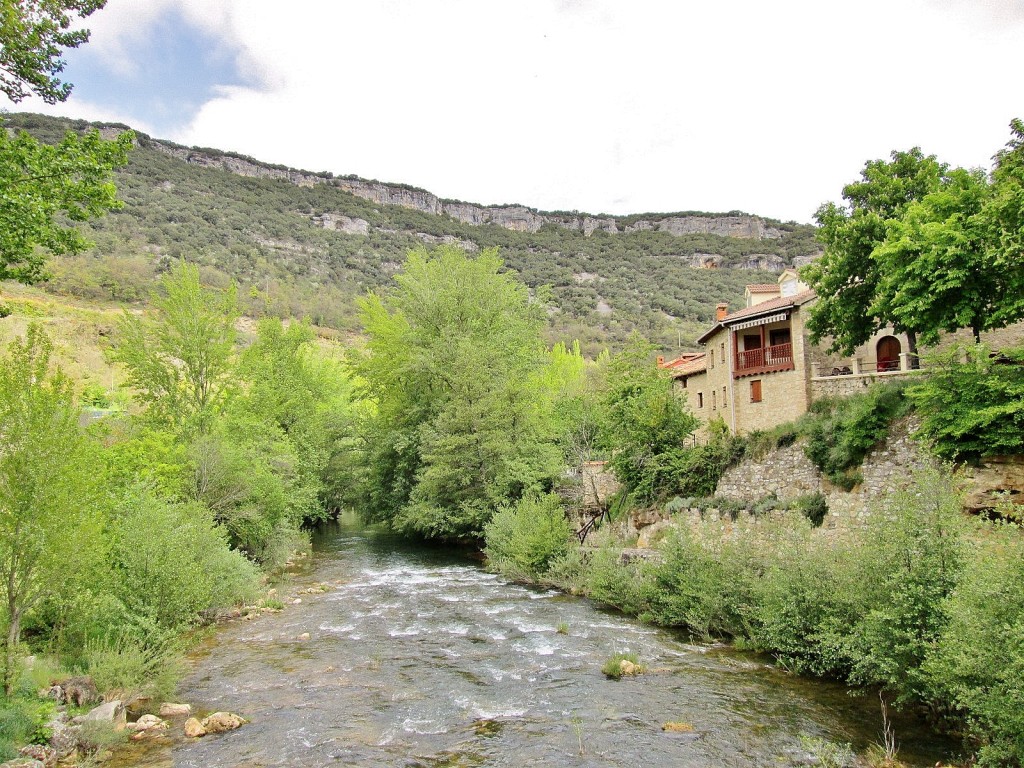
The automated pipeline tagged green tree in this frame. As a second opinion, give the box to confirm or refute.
[872,168,993,344]
[600,335,699,501]
[0,121,133,282]
[1,0,107,104]
[114,261,240,434]
[802,148,946,357]
[353,245,561,540]
[981,118,1024,330]
[0,325,105,694]
[1,1,132,283]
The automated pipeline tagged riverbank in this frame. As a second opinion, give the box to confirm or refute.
[485,468,1023,767]
[84,517,956,768]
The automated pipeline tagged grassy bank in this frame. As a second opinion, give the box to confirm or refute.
[485,469,1024,767]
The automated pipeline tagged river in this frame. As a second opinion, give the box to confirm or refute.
[116,517,953,767]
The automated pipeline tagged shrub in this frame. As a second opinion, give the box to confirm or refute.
[110,494,260,630]
[84,630,182,701]
[924,521,1024,766]
[789,492,829,527]
[909,344,1024,462]
[484,493,575,579]
[803,383,910,488]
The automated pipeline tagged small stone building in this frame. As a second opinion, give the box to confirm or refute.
[662,270,915,436]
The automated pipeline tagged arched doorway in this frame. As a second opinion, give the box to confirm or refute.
[876,336,901,372]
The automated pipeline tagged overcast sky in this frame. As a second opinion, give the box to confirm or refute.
[8,0,1024,223]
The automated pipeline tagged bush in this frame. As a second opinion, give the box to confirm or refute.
[803,383,910,488]
[909,344,1024,462]
[110,494,260,630]
[924,521,1024,766]
[84,630,182,701]
[790,493,829,527]
[484,493,575,579]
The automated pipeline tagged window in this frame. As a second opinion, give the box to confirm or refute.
[697,392,703,408]
[750,379,762,403]
[720,342,726,363]
[722,386,727,407]
[680,377,687,389]
[711,390,717,410]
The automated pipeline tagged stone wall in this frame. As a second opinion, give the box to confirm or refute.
[715,417,934,530]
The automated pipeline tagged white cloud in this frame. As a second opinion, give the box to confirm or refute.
[14,0,1024,222]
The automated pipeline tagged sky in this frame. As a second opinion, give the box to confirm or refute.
[7,0,1024,223]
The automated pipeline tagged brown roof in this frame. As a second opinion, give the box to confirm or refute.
[745,284,780,293]
[696,289,816,344]
[665,354,707,378]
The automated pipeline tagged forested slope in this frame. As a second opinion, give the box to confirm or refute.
[5,113,820,353]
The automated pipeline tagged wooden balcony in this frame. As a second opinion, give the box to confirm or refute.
[735,342,794,377]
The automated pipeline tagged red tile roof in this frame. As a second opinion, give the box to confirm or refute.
[658,352,704,370]
[745,284,780,293]
[665,354,707,377]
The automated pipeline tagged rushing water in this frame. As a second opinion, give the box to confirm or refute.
[119,517,953,767]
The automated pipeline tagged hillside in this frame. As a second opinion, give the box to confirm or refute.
[3,113,821,354]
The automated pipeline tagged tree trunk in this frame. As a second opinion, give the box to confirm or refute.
[906,331,920,369]
[4,604,21,697]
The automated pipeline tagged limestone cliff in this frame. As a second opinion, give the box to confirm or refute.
[148,138,791,241]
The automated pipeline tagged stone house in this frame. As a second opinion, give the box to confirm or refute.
[661,270,916,436]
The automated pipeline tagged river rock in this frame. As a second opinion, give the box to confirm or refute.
[297,632,310,641]
[127,714,168,733]
[0,758,44,768]
[200,712,246,734]
[618,660,640,676]
[159,702,191,717]
[83,700,126,729]
[18,744,56,767]
[183,717,206,738]
[45,716,77,759]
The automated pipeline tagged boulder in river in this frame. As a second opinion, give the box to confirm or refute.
[183,718,206,738]
[159,702,191,717]
[200,712,246,734]
[127,714,168,733]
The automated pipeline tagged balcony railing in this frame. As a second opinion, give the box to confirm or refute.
[736,342,793,373]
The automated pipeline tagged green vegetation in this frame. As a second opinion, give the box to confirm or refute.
[496,468,1024,765]
[804,120,1024,355]
[483,493,574,579]
[601,652,644,679]
[350,246,564,540]
[0,263,356,744]
[909,344,1024,462]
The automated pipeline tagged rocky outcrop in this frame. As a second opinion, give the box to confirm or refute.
[148,140,790,242]
[962,455,1024,513]
[313,213,369,235]
[625,215,783,239]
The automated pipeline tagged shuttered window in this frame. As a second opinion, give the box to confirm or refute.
[750,380,762,403]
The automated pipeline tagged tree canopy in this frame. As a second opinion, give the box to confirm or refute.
[0,124,132,282]
[803,121,1024,353]
[352,245,565,540]
[0,0,106,104]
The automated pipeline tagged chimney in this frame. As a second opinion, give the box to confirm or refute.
[716,302,728,322]
[656,355,665,366]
